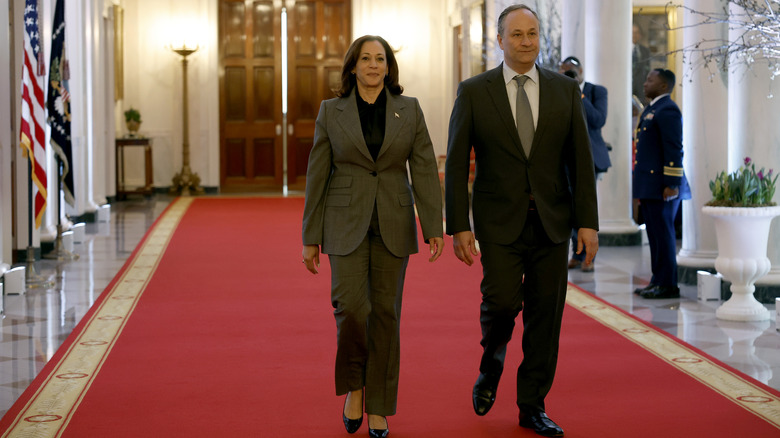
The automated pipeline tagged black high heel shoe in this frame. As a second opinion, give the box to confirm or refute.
[342,393,363,434]
[368,417,389,438]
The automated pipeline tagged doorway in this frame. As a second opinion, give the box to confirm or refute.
[218,0,350,193]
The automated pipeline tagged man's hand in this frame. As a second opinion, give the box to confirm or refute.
[428,237,445,262]
[576,228,599,266]
[663,186,679,201]
[453,231,479,266]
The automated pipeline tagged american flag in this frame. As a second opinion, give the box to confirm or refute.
[20,0,47,229]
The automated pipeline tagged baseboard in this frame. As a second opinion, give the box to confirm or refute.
[599,231,642,246]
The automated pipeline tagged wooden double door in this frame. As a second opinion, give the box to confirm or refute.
[219,0,350,192]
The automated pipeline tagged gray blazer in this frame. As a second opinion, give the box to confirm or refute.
[302,89,442,257]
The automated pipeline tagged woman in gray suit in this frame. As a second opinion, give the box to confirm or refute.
[301,35,444,437]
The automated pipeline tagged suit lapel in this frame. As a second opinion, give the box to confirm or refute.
[532,67,555,159]
[377,90,405,161]
[583,82,592,100]
[335,91,374,162]
[486,65,525,157]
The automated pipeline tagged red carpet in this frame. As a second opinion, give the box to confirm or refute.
[1,197,778,437]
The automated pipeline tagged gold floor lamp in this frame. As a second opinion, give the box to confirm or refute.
[169,44,204,196]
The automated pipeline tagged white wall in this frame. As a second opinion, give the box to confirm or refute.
[121,0,451,180]
[353,0,451,156]
[122,0,219,188]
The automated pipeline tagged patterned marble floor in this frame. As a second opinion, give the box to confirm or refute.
[0,195,777,418]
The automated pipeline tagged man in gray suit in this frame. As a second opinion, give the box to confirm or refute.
[445,5,599,437]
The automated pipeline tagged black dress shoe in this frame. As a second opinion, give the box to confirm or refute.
[519,411,564,437]
[633,283,656,295]
[640,285,680,299]
[368,417,389,438]
[342,394,363,434]
[472,373,498,416]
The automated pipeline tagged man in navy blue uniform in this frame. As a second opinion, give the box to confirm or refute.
[633,69,690,299]
[559,56,611,272]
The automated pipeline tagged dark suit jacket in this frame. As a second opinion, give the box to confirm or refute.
[633,95,691,200]
[445,64,599,245]
[582,82,611,173]
[302,88,443,257]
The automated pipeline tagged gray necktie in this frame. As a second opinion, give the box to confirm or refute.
[514,75,535,156]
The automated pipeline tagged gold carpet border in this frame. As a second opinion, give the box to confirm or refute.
[3,197,194,438]
[567,286,780,430]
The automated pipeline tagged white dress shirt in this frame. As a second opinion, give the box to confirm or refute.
[503,63,540,130]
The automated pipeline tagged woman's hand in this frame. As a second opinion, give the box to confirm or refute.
[302,244,320,274]
[428,237,444,262]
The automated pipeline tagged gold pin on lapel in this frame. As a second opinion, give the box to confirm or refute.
[394,112,399,118]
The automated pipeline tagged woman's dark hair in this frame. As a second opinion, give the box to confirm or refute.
[336,35,403,97]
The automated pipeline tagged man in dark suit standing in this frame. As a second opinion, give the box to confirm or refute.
[559,56,610,273]
[445,5,599,437]
[633,69,691,299]
[632,24,651,106]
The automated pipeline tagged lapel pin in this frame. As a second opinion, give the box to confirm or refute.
[394,112,399,118]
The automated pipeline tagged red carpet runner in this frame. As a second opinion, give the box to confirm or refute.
[1,197,778,437]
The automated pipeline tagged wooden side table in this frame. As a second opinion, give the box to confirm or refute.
[116,137,153,199]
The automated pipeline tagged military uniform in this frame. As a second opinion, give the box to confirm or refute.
[633,94,690,288]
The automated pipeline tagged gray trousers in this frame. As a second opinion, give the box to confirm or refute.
[328,209,409,416]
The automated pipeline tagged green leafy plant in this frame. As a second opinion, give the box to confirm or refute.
[124,108,141,123]
[707,157,778,207]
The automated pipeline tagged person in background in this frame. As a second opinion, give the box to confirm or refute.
[632,68,691,299]
[301,35,444,438]
[632,24,651,106]
[445,5,598,437]
[559,56,610,273]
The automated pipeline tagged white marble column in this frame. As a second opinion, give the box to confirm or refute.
[0,1,12,272]
[88,0,109,208]
[69,0,103,218]
[677,0,728,270]
[727,2,780,285]
[559,0,584,61]
[584,0,637,238]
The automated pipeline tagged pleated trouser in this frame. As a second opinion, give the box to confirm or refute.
[328,208,409,416]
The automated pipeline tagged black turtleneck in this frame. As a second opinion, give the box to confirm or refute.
[355,87,386,161]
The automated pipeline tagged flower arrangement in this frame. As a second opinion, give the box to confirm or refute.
[707,157,778,207]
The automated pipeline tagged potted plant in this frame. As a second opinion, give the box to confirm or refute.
[702,157,780,321]
[124,107,142,137]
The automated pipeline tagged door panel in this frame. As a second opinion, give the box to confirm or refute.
[219,0,280,191]
[219,0,350,193]
[286,0,350,191]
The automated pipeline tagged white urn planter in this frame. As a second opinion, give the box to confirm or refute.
[702,206,780,321]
